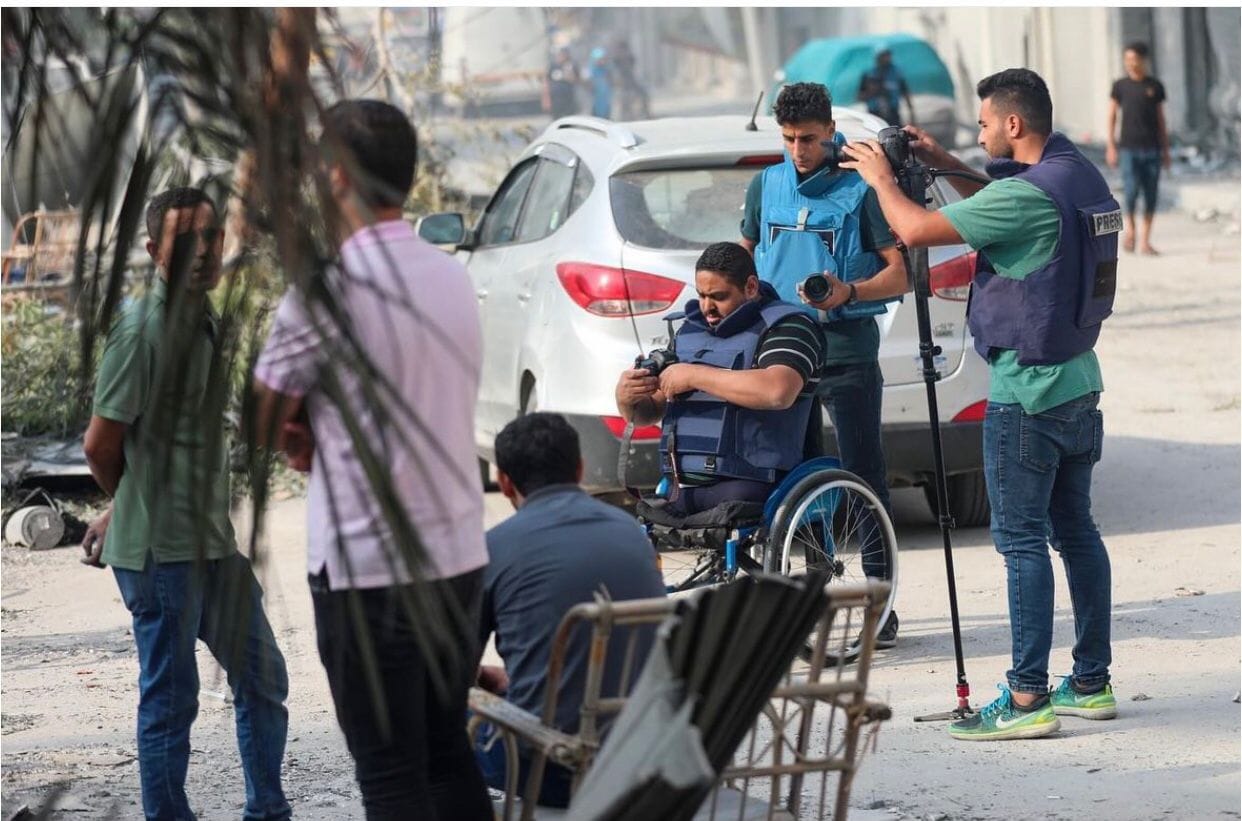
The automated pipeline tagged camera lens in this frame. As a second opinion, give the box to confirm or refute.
[803,274,831,302]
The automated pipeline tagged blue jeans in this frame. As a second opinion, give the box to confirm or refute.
[1120,148,1162,216]
[473,718,574,808]
[113,554,290,821]
[816,360,894,581]
[983,394,1112,695]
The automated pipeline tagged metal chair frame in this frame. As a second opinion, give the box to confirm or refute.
[467,581,891,821]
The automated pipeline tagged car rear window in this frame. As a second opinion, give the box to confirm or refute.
[610,167,761,250]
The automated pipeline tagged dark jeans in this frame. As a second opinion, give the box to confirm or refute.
[983,394,1112,695]
[815,360,894,581]
[113,554,290,821]
[473,718,574,808]
[310,568,492,821]
[664,477,774,517]
[1120,147,1162,216]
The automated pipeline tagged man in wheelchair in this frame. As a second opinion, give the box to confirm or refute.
[615,241,826,526]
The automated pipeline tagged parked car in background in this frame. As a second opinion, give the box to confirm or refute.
[418,111,992,525]
[773,33,959,148]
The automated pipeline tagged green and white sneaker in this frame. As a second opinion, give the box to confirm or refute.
[948,685,1061,741]
[1050,676,1117,720]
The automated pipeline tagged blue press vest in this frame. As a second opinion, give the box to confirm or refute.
[967,132,1120,366]
[659,286,815,484]
[755,134,898,322]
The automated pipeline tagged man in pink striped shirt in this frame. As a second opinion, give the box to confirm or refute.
[251,99,491,820]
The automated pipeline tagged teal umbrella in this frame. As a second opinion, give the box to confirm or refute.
[773,32,955,108]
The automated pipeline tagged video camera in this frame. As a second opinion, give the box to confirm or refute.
[822,126,923,193]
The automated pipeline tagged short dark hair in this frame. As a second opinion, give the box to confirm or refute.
[976,68,1053,137]
[773,82,833,126]
[495,412,580,496]
[320,99,417,209]
[1125,42,1149,59]
[695,242,756,290]
[146,187,215,243]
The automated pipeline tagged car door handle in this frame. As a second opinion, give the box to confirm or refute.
[475,288,488,300]
[516,292,531,303]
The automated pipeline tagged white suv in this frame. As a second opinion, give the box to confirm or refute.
[419,112,992,525]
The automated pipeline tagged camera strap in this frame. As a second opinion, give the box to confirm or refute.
[617,420,636,495]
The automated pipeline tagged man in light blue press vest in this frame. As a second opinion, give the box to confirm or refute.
[740,82,909,647]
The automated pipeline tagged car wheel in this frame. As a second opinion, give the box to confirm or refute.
[923,470,991,528]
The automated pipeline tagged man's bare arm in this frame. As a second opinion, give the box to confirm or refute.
[1105,99,1119,168]
[249,379,305,451]
[615,369,667,426]
[856,245,908,302]
[83,416,128,497]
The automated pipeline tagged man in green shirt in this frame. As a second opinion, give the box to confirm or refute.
[843,68,1118,741]
[82,187,290,819]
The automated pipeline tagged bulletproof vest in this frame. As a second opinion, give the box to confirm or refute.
[967,132,1120,365]
[755,133,899,322]
[659,284,816,485]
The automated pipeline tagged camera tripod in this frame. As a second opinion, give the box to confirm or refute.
[879,131,992,722]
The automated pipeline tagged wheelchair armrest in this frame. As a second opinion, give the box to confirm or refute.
[468,687,590,769]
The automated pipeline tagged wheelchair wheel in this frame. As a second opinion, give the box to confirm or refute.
[764,469,898,663]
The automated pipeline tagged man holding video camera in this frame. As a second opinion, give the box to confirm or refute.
[615,241,824,517]
[841,68,1118,741]
[740,82,908,647]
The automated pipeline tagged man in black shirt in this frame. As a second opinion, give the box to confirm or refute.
[1107,41,1170,255]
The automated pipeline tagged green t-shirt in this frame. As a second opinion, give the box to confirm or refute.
[940,178,1104,415]
[740,166,895,366]
[93,279,237,570]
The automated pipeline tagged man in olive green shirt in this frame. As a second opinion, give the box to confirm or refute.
[82,187,290,820]
[843,69,1117,742]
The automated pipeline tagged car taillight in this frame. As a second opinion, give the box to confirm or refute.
[556,263,685,317]
[601,416,662,440]
[736,154,783,166]
[951,400,987,423]
[929,251,977,301]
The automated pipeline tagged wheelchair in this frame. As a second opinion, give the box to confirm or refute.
[637,456,898,661]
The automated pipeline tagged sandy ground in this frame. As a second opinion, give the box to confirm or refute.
[3,194,1239,820]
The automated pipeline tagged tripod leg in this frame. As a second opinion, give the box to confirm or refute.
[902,243,974,720]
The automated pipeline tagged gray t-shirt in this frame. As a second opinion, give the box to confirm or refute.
[481,485,667,732]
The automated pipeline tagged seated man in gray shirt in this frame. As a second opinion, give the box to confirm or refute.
[475,412,667,806]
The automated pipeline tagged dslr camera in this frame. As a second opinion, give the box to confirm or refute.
[820,126,918,174]
[876,126,916,171]
[635,347,678,377]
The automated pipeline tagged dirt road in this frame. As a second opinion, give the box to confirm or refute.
[3,194,1238,820]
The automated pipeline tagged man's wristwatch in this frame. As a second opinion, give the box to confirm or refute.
[846,283,858,304]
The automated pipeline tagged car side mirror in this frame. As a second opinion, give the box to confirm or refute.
[416,212,468,248]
